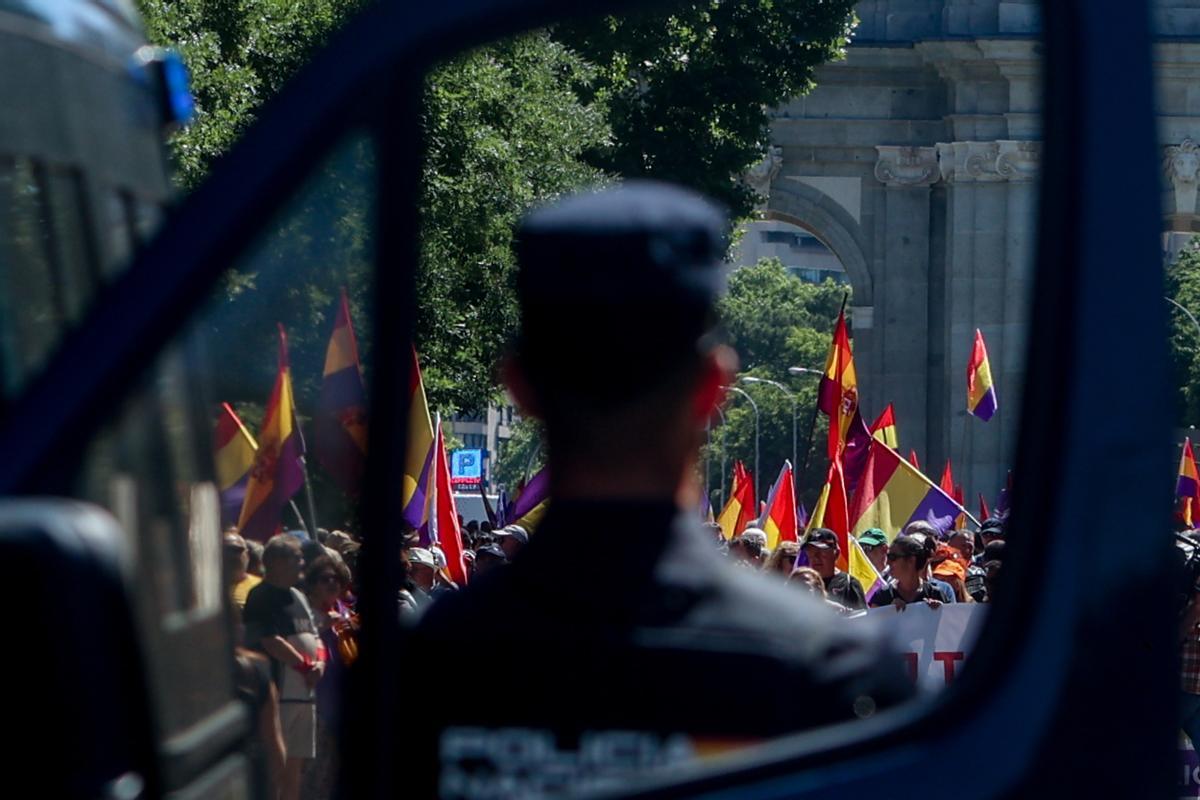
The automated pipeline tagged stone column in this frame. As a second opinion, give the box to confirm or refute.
[934,139,1038,503]
[873,146,938,461]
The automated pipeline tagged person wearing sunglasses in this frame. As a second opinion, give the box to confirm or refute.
[869,534,944,611]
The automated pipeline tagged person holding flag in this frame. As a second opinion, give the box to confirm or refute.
[398,182,911,795]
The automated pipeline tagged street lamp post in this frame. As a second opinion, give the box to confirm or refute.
[787,366,823,487]
[740,376,798,474]
[1168,296,1200,341]
[723,385,760,501]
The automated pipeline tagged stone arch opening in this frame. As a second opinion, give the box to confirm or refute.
[759,181,874,307]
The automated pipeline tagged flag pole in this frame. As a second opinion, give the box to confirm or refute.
[291,405,320,537]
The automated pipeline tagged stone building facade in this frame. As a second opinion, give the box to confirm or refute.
[761,0,1200,498]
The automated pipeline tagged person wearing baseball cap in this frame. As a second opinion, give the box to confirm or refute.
[857,528,889,575]
[492,525,529,559]
[400,182,912,794]
[802,528,866,610]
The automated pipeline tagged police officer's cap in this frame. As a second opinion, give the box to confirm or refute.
[515,181,727,388]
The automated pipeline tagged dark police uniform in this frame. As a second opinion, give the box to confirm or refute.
[398,182,914,798]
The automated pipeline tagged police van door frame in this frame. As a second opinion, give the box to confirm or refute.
[0,0,1173,797]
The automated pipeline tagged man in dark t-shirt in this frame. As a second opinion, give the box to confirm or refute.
[399,182,912,797]
[802,527,867,610]
[243,535,324,800]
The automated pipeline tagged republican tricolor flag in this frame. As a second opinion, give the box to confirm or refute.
[214,403,258,526]
[316,289,368,493]
[850,439,965,543]
[237,325,306,541]
[401,347,436,529]
[1178,438,1200,527]
[819,309,858,458]
[967,328,998,421]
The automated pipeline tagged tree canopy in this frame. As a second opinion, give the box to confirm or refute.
[1168,240,1200,429]
[553,0,856,218]
[707,259,848,509]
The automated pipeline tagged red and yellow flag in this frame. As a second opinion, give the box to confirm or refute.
[717,461,756,540]
[818,309,858,459]
[870,403,898,449]
[238,325,306,541]
[759,461,798,550]
[401,347,436,528]
[428,416,470,586]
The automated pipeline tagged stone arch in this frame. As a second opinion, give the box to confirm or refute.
[762,180,874,306]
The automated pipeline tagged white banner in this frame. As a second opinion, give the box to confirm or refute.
[858,603,988,692]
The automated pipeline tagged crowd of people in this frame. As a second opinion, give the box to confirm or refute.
[220,506,1010,800]
[722,516,1006,612]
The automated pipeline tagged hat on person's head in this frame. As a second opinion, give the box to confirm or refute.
[933,558,966,582]
[932,543,961,566]
[979,518,1005,536]
[407,548,436,570]
[858,529,888,549]
[515,181,728,394]
[903,520,939,539]
[493,525,529,545]
[461,549,476,563]
[804,528,839,550]
[285,528,310,542]
[476,543,507,561]
[223,532,247,551]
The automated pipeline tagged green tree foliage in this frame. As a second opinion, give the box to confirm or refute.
[1168,240,1200,427]
[552,0,856,218]
[706,259,848,510]
[417,34,610,412]
[137,0,367,189]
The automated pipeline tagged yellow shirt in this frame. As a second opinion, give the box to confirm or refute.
[232,573,262,609]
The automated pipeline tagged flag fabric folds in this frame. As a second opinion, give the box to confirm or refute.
[908,449,920,470]
[807,460,850,571]
[978,493,991,523]
[427,415,470,587]
[870,404,899,449]
[401,347,436,529]
[215,402,258,526]
[967,328,998,421]
[849,439,964,543]
[238,325,306,541]
[316,289,368,492]
[819,309,858,458]
[507,466,550,531]
[1179,438,1200,527]
[758,461,799,550]
[717,461,755,540]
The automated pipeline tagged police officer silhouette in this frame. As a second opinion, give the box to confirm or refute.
[401,181,912,798]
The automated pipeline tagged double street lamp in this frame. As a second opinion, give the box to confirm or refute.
[740,376,798,475]
[722,385,759,501]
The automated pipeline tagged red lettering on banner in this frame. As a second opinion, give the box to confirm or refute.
[902,651,966,684]
[933,651,965,683]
